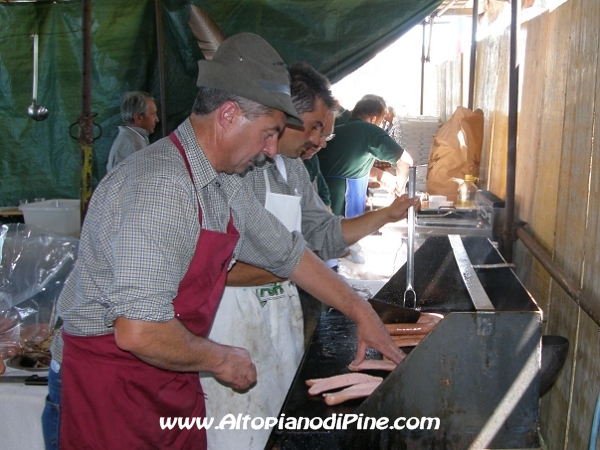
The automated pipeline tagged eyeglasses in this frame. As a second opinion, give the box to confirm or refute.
[321,132,335,142]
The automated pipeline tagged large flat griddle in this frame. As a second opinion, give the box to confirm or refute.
[271,236,542,450]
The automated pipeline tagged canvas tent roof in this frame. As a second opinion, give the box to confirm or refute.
[0,0,442,203]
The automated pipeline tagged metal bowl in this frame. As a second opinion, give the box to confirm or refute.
[6,354,50,372]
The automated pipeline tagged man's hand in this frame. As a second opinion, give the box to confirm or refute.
[352,304,406,366]
[114,317,256,390]
[289,250,406,365]
[395,153,412,192]
[383,194,421,222]
[210,344,257,391]
[340,194,419,246]
[369,167,396,193]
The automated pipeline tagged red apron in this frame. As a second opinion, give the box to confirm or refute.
[60,132,239,449]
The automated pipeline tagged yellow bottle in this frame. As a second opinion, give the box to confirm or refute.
[456,175,478,208]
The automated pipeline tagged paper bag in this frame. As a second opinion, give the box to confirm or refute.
[426,107,484,202]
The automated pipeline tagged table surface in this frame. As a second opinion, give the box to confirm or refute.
[337,220,415,281]
[0,219,396,450]
[0,365,47,450]
[0,207,23,217]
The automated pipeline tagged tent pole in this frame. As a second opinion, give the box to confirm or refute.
[420,20,426,115]
[155,0,168,136]
[79,0,93,223]
[501,0,520,261]
[468,0,479,110]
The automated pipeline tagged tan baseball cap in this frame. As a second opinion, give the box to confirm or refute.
[196,33,303,126]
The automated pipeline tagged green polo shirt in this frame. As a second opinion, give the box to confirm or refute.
[317,117,404,215]
[318,117,403,179]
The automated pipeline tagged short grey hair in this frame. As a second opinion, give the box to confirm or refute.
[121,91,153,125]
[192,86,274,120]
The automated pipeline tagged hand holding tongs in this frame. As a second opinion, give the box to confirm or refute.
[404,166,417,308]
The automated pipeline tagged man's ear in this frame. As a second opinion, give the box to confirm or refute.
[217,101,241,130]
[131,113,144,127]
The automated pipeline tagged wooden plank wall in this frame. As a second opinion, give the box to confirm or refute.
[437,53,464,123]
[474,28,510,194]
[517,4,572,447]
[437,1,600,448]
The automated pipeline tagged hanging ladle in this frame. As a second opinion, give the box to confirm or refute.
[27,34,49,121]
[403,166,417,308]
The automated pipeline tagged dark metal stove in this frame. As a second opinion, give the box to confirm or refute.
[271,236,542,450]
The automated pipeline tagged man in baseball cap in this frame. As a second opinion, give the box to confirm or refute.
[43,33,403,450]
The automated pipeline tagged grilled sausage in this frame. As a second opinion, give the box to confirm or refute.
[306,373,382,395]
[384,322,435,336]
[323,380,382,405]
[417,312,444,324]
[348,359,398,372]
[391,335,424,347]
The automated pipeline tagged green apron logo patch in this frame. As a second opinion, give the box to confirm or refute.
[256,282,286,306]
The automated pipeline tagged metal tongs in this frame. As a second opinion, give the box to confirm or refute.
[403,166,417,308]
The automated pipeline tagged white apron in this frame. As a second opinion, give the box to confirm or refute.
[203,158,304,450]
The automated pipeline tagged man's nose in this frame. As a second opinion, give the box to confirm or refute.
[308,129,321,145]
[318,135,327,148]
[263,141,278,158]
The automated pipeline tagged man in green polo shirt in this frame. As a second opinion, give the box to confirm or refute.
[318,98,413,217]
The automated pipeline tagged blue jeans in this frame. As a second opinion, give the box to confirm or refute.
[41,362,61,450]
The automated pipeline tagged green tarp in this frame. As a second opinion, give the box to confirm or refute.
[0,0,442,206]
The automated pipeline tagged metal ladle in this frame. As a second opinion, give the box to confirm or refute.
[403,166,417,308]
[27,34,49,121]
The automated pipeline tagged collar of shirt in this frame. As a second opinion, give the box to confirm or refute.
[260,156,289,186]
[125,126,150,139]
[273,154,288,182]
[174,118,243,196]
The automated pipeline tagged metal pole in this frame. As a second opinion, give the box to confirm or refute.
[468,0,479,110]
[155,0,168,136]
[420,20,426,115]
[502,0,519,261]
[79,0,94,223]
[516,226,600,328]
[404,166,417,308]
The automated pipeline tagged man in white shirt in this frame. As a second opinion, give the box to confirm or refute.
[105,91,159,172]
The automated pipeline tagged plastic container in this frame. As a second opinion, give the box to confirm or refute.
[456,175,478,208]
[425,195,447,210]
[19,199,81,237]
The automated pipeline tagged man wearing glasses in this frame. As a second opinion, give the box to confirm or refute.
[202,62,419,450]
[302,109,335,209]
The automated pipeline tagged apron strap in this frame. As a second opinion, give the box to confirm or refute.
[170,132,203,225]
